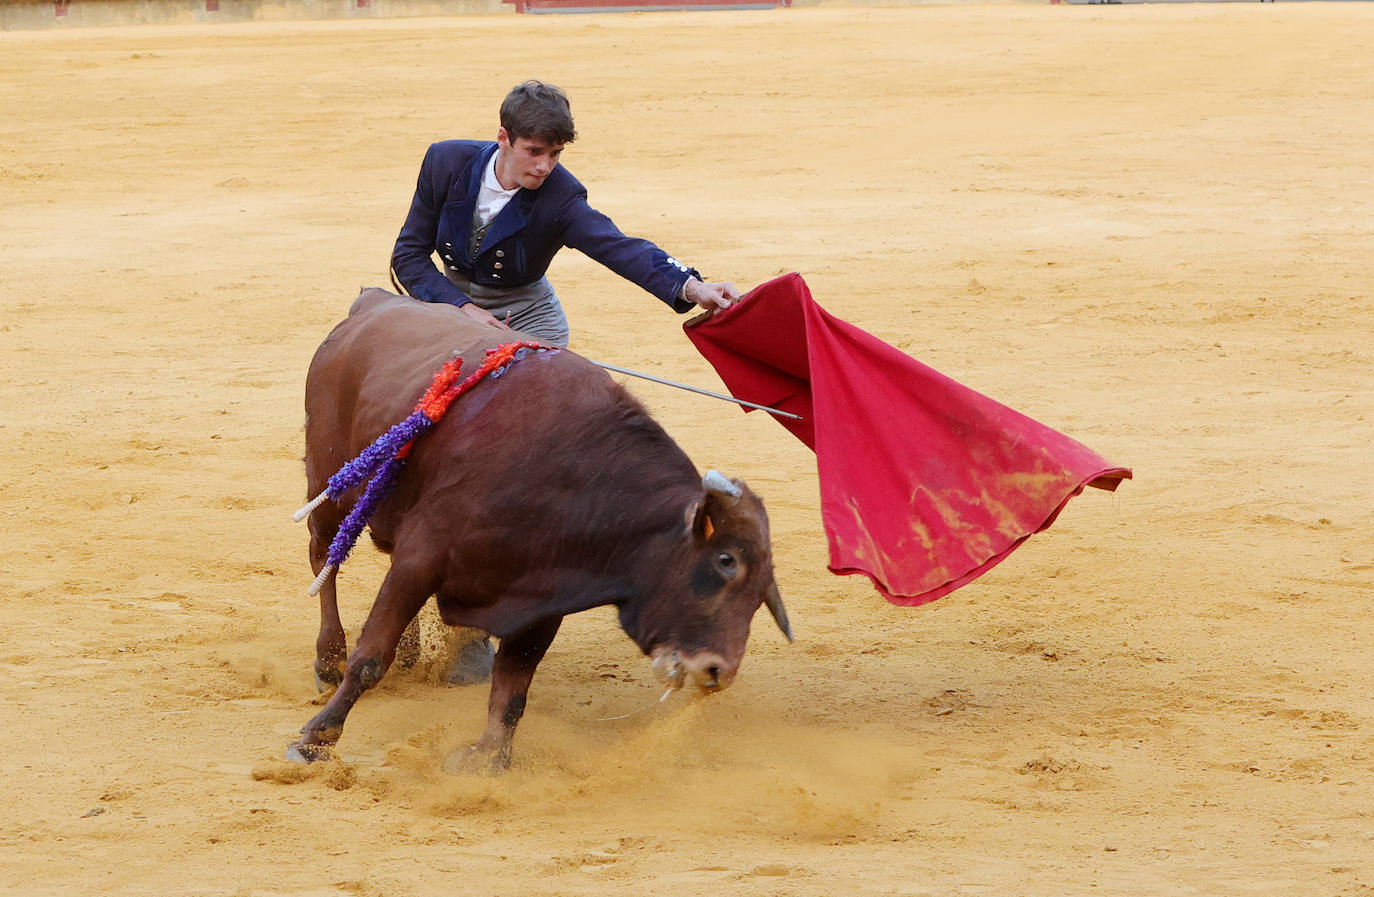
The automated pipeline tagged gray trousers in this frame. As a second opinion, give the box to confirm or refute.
[444,271,570,348]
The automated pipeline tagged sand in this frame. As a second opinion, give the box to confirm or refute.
[2,3,1373,894]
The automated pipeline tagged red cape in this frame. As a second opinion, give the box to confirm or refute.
[684,273,1131,606]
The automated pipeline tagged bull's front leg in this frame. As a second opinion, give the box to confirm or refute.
[445,616,562,775]
[287,560,434,763]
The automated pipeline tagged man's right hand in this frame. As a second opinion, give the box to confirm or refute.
[459,302,512,331]
[684,278,741,311]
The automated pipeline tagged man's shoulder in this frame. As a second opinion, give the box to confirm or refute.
[427,139,494,164]
[539,164,586,200]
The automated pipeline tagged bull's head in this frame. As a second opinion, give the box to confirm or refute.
[621,469,792,695]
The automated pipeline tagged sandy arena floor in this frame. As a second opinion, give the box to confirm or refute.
[3,3,1373,894]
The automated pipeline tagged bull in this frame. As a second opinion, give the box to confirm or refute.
[287,289,792,771]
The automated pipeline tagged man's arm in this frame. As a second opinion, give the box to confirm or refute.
[391,145,476,308]
[560,196,735,313]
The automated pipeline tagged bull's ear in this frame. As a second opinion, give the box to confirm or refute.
[683,496,716,542]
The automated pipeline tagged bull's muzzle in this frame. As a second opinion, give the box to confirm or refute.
[651,647,737,692]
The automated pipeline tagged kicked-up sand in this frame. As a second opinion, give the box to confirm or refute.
[2,3,1373,894]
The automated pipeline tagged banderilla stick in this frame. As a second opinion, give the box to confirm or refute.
[586,360,802,420]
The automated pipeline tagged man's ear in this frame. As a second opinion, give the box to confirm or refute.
[496,126,511,150]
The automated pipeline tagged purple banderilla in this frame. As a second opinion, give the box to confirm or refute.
[294,344,544,596]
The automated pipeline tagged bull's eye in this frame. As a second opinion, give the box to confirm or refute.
[691,549,742,596]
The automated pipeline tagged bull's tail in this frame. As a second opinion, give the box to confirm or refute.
[389,265,412,298]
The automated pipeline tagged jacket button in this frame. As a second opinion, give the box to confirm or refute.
[448,265,458,271]
[444,242,452,249]
[492,274,501,280]
[495,250,505,258]
[494,262,503,269]
[444,255,453,262]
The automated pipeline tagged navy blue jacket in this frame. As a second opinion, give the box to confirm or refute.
[392,140,699,312]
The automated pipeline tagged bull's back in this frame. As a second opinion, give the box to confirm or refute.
[304,289,563,489]
[313,290,507,402]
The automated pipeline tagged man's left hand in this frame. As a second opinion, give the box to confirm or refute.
[684,278,741,311]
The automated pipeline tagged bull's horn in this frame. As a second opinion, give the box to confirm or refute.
[702,469,742,499]
[765,581,794,643]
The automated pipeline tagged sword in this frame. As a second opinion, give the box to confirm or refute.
[587,360,802,420]
[385,274,800,421]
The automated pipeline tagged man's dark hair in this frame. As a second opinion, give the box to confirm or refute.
[500,80,577,145]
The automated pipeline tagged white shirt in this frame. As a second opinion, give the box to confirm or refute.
[477,151,520,226]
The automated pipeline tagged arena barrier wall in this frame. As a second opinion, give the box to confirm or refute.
[0,0,504,29]
[513,0,787,12]
[2,0,913,29]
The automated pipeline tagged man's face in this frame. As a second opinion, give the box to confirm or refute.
[495,128,564,190]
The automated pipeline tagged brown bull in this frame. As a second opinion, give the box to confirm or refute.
[288,289,791,770]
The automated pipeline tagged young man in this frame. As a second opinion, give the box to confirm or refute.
[390,80,739,347]
[390,81,740,684]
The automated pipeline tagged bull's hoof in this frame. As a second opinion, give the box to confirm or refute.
[442,743,510,776]
[445,637,496,687]
[313,662,345,693]
[285,739,331,765]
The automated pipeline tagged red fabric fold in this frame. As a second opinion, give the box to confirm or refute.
[684,273,1131,606]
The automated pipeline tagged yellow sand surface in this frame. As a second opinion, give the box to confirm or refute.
[3,4,1373,894]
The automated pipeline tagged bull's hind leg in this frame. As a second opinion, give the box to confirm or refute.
[445,616,562,775]
[308,516,347,691]
[287,559,435,763]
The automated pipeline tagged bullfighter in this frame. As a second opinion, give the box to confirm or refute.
[390,78,739,348]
